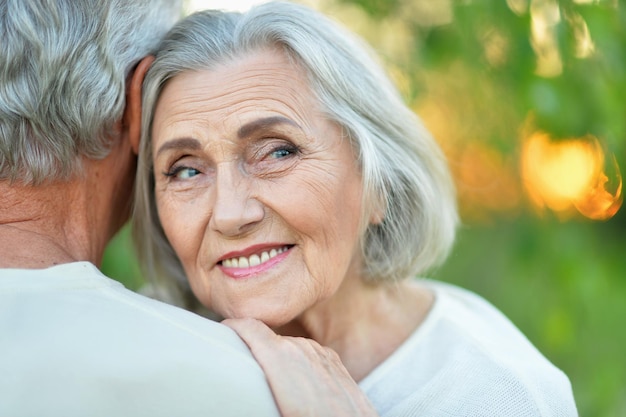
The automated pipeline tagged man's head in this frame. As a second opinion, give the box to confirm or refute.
[0,0,181,185]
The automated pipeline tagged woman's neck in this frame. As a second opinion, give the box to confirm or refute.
[276,278,434,382]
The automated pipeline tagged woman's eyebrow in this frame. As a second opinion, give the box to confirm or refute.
[155,137,201,157]
[237,116,300,139]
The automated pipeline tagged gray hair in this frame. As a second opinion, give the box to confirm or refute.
[0,0,182,184]
[134,1,458,292]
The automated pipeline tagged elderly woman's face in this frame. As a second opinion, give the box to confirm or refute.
[151,49,365,326]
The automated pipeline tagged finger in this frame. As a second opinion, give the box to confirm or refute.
[222,318,277,344]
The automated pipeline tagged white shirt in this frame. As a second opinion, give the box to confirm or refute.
[359,280,578,416]
[0,262,279,417]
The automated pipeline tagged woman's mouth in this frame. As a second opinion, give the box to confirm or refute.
[219,245,293,273]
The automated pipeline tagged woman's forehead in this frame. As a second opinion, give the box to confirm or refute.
[152,49,322,136]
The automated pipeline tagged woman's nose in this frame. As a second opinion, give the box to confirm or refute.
[209,164,264,237]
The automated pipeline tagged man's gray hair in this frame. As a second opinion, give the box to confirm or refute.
[0,0,181,184]
[134,1,458,291]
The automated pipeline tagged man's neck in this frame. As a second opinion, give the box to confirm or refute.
[0,224,77,268]
[0,179,105,269]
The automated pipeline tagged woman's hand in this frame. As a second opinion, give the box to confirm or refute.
[223,318,379,417]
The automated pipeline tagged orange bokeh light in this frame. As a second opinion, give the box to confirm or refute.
[520,132,622,220]
[454,142,522,222]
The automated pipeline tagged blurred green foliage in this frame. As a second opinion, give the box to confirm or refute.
[103,0,626,415]
[338,0,626,153]
[102,225,143,291]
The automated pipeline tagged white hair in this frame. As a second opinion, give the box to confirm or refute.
[0,0,182,184]
[134,1,458,291]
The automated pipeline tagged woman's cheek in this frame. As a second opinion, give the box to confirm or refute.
[158,199,192,263]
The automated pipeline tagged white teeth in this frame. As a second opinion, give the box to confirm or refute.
[249,254,261,267]
[223,258,238,268]
[222,246,289,269]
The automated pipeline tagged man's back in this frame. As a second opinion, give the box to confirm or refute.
[0,262,279,417]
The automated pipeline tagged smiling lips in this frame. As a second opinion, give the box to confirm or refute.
[220,245,292,273]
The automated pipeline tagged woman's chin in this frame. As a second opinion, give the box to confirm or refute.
[218,309,295,331]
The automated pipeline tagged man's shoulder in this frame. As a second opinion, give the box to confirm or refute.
[0,262,280,417]
[1,261,250,356]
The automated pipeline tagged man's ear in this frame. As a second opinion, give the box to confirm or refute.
[124,55,155,155]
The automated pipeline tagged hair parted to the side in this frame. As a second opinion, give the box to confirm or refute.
[0,0,182,184]
[133,1,458,291]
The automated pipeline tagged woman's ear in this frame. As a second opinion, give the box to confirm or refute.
[369,192,386,225]
[124,55,155,155]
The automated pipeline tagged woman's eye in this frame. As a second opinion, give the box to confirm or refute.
[269,147,293,159]
[165,166,200,179]
[265,141,300,160]
[248,141,299,176]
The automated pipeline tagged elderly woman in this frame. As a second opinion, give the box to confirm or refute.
[132,2,577,415]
